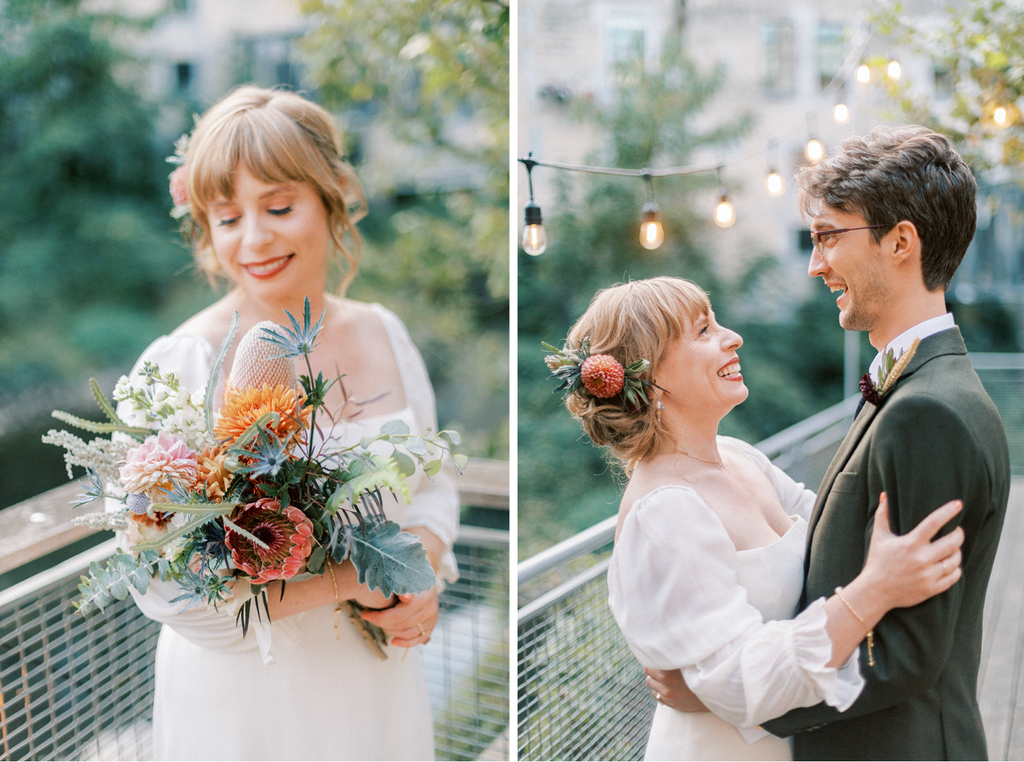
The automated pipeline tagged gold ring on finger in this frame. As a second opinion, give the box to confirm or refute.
[942,560,950,574]
[655,692,663,704]
[417,622,426,637]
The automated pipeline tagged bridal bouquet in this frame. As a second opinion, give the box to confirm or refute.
[44,299,465,655]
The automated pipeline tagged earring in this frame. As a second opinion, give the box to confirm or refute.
[656,398,664,422]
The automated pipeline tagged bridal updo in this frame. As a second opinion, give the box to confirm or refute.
[564,277,710,471]
[181,86,368,295]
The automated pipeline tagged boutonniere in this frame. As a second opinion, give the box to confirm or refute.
[859,337,921,406]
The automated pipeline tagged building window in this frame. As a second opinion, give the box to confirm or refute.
[604,18,646,89]
[817,22,846,90]
[763,20,795,95]
[175,62,193,93]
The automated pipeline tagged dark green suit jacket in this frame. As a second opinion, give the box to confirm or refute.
[762,328,1010,760]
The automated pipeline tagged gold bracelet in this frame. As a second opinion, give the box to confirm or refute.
[326,561,342,642]
[835,586,874,667]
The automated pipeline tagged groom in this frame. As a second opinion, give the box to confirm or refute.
[655,126,1011,760]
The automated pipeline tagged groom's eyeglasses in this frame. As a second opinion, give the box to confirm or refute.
[809,225,887,254]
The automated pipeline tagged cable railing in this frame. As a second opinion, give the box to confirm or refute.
[517,355,1024,761]
[0,458,509,762]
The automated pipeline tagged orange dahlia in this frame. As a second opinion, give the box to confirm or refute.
[580,354,626,398]
[225,498,314,585]
[214,383,311,450]
[196,445,232,500]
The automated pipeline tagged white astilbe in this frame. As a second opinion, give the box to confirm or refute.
[42,430,132,485]
[72,512,128,531]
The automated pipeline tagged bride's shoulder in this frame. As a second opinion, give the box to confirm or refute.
[168,298,235,348]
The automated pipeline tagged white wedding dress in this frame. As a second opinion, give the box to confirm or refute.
[115,304,459,761]
[607,438,865,761]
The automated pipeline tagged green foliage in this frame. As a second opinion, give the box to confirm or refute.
[874,0,1024,170]
[298,0,509,458]
[0,0,195,395]
[344,519,437,595]
[75,551,157,614]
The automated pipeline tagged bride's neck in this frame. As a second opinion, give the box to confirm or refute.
[226,289,329,325]
[655,410,723,462]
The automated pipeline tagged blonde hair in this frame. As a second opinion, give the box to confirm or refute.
[564,277,710,472]
[182,86,368,295]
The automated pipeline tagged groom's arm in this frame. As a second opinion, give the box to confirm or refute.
[762,393,997,737]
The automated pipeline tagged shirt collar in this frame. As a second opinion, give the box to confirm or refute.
[868,313,956,384]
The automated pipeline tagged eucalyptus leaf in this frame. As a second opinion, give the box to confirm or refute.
[404,436,429,456]
[423,459,443,476]
[348,520,435,595]
[391,450,416,478]
[452,454,469,472]
[380,419,410,436]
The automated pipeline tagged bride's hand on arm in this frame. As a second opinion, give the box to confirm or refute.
[822,492,963,668]
[645,667,709,713]
[359,526,446,647]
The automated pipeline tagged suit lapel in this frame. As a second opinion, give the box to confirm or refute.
[806,401,879,543]
[805,327,968,551]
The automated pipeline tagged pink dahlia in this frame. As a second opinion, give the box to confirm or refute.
[120,433,199,500]
[225,498,314,585]
[169,165,189,207]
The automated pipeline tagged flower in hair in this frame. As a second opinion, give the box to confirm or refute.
[166,126,198,238]
[169,165,188,207]
[580,355,625,398]
[542,338,658,410]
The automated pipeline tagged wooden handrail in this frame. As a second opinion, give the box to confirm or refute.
[0,457,508,576]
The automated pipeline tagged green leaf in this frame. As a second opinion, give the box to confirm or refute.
[439,429,462,446]
[91,378,128,426]
[150,501,238,515]
[131,513,215,552]
[206,311,240,432]
[380,419,410,436]
[391,450,416,478]
[51,410,153,437]
[452,453,469,472]
[348,520,435,595]
[75,552,154,615]
[405,436,429,456]
[423,458,442,476]
[307,546,327,574]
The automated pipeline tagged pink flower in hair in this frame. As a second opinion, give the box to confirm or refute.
[169,165,189,207]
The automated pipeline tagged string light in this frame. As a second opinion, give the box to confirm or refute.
[520,156,547,256]
[887,60,902,79]
[766,168,785,197]
[857,64,871,84]
[834,103,850,123]
[805,138,824,163]
[714,194,736,228]
[994,106,1008,126]
[638,173,665,250]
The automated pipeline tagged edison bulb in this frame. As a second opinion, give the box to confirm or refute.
[887,60,901,79]
[714,196,736,228]
[639,202,665,250]
[522,199,547,255]
[805,139,824,162]
[857,65,870,84]
[767,171,784,197]
[834,103,850,123]
[522,222,547,256]
[994,107,1008,126]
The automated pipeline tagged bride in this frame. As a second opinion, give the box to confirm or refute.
[552,276,963,760]
[116,86,458,760]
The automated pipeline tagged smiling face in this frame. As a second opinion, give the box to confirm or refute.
[207,166,331,304]
[657,309,748,422]
[808,206,893,333]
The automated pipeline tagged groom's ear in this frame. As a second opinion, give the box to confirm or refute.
[888,220,922,269]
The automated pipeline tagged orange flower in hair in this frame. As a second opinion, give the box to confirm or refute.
[580,354,626,398]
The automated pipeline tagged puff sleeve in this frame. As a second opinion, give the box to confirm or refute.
[371,304,460,586]
[606,484,863,732]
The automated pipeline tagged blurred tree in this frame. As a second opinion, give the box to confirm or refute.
[0,0,193,394]
[875,0,1024,170]
[0,0,204,508]
[299,0,509,457]
[517,39,848,558]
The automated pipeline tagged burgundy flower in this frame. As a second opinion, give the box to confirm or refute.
[860,373,882,406]
[225,498,314,585]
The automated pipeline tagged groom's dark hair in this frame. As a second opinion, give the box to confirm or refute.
[797,126,977,291]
